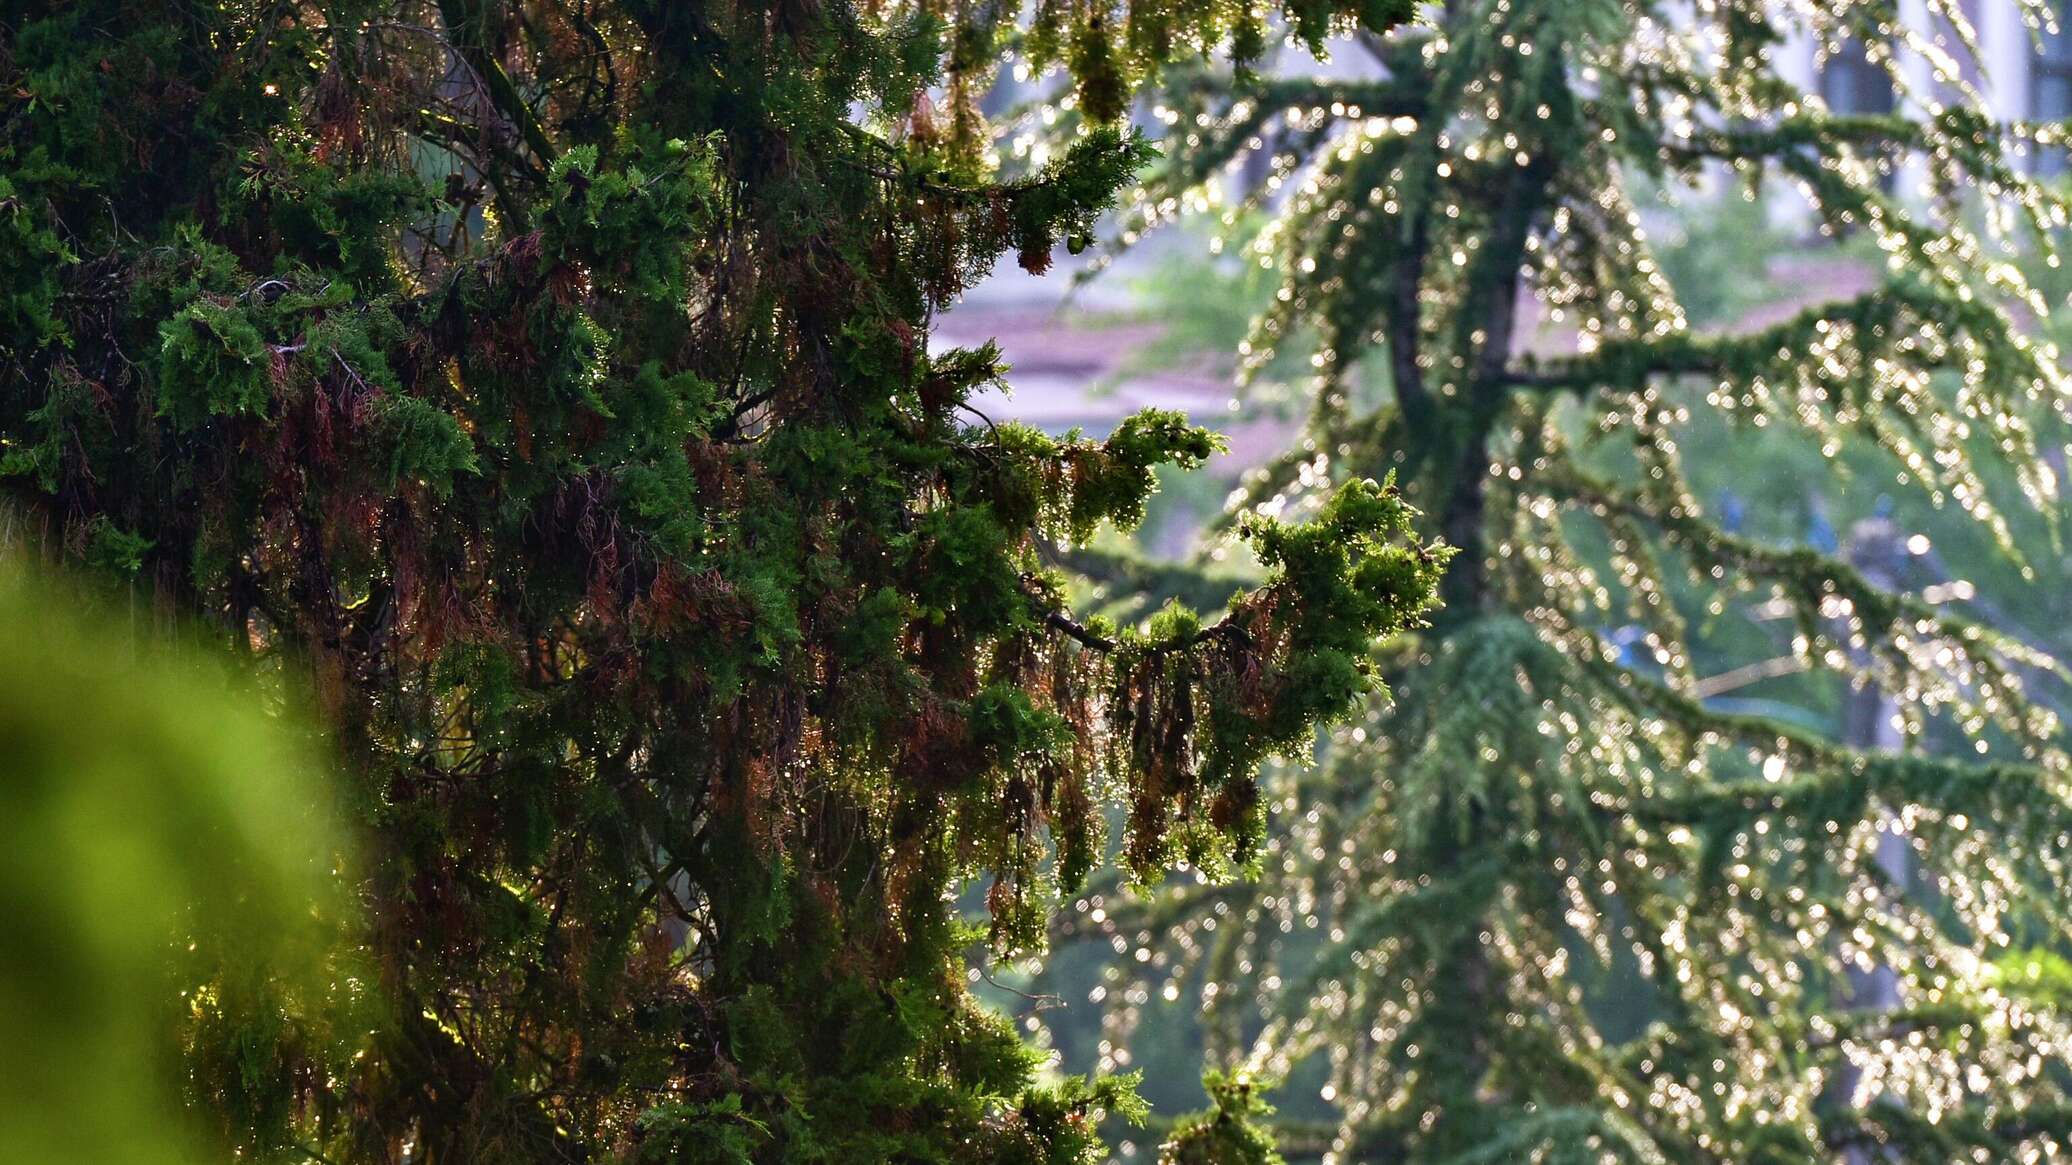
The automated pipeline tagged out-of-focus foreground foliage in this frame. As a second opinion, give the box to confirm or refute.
[0,568,354,1165]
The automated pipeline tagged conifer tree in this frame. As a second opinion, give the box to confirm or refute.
[0,3,1432,1162]
[1028,1,2072,1160]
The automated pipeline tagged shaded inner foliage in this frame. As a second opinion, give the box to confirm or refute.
[0,3,1427,1163]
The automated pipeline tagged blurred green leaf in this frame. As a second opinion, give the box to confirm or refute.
[0,567,357,1165]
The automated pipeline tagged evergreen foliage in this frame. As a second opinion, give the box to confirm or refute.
[0,3,1429,1162]
[1030,1,2072,1160]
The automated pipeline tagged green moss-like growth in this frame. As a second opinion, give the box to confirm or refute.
[1160,1073,1286,1165]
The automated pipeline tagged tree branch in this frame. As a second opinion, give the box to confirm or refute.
[438,0,559,172]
